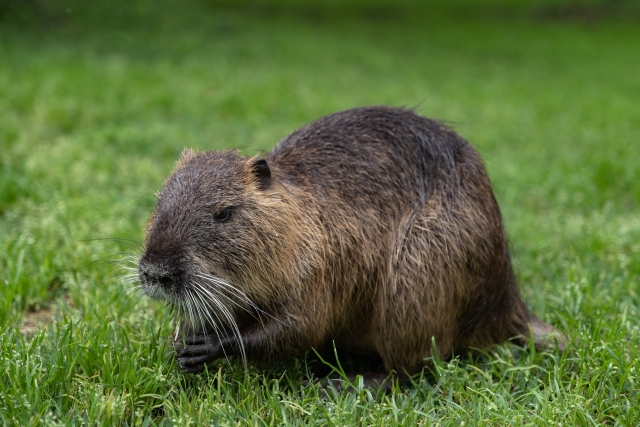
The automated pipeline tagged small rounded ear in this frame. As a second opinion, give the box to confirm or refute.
[250,157,271,190]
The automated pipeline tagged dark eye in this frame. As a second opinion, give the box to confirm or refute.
[214,208,232,222]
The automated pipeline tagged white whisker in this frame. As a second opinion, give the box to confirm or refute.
[192,280,247,367]
[195,273,275,325]
[189,283,234,364]
[183,291,199,333]
[173,304,182,341]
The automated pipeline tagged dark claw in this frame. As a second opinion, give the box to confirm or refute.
[177,353,215,366]
[175,334,225,373]
[179,361,205,374]
[177,343,216,357]
[183,334,209,345]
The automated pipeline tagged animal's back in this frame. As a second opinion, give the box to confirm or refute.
[268,106,464,215]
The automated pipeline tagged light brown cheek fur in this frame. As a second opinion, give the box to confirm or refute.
[234,178,323,307]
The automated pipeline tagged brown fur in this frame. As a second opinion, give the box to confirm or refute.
[137,106,564,375]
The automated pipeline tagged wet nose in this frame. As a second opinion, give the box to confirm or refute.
[139,263,180,291]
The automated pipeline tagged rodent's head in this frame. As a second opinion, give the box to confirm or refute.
[137,149,305,329]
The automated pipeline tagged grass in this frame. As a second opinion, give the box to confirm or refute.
[1,0,639,425]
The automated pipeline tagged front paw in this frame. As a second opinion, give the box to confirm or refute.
[175,335,221,373]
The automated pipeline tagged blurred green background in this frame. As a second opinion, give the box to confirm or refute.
[1,0,639,425]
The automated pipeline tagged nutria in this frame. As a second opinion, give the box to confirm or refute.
[137,106,563,375]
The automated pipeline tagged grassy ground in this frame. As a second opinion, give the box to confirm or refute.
[1,0,639,425]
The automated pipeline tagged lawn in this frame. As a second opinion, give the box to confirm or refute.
[1,0,639,425]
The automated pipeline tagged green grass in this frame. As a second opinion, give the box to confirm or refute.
[1,0,639,425]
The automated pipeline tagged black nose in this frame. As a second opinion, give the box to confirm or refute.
[139,263,181,291]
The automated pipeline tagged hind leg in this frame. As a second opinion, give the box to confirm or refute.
[373,214,564,371]
[373,266,460,374]
[373,212,466,374]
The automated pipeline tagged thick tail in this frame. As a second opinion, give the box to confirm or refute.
[526,314,567,352]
